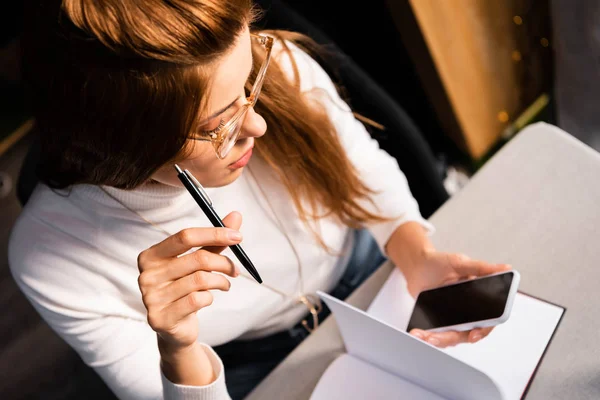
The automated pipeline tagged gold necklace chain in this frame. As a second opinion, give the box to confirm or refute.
[245,166,305,295]
[98,167,322,331]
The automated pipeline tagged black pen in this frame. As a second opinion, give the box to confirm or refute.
[174,164,263,284]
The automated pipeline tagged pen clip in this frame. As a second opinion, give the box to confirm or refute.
[184,169,213,206]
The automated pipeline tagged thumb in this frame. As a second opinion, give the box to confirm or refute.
[449,253,511,278]
[221,211,243,231]
[203,211,243,254]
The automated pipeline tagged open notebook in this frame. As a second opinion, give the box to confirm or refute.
[311,269,565,400]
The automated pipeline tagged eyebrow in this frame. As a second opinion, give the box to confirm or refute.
[198,60,255,126]
[200,98,238,125]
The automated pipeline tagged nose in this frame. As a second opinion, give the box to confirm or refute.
[239,107,267,139]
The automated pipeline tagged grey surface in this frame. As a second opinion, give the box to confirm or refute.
[246,122,600,400]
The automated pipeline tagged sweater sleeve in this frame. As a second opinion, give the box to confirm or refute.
[160,344,228,400]
[8,214,230,400]
[276,42,435,254]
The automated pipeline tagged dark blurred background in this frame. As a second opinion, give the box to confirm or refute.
[263,0,463,164]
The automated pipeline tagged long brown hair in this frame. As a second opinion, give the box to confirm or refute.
[22,0,388,235]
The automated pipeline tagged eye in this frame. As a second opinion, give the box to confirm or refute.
[201,119,225,138]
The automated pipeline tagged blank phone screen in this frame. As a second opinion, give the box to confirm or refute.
[407,272,514,331]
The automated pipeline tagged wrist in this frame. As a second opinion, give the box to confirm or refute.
[158,339,216,386]
[158,338,197,364]
[386,222,434,267]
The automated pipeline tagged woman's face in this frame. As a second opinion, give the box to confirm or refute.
[152,27,267,188]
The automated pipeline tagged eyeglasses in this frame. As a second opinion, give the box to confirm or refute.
[191,33,274,159]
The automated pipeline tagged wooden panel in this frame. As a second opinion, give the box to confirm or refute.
[385,0,467,157]
[393,0,524,159]
[0,119,33,158]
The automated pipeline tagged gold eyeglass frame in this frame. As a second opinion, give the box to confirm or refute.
[191,33,274,159]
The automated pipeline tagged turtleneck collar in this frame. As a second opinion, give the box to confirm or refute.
[74,182,189,212]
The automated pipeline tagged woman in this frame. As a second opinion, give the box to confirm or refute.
[9,1,509,399]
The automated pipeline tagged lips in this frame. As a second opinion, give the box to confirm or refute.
[228,146,254,169]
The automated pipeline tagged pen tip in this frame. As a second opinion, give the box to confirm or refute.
[174,164,183,174]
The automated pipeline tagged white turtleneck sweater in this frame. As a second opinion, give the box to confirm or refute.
[8,42,433,400]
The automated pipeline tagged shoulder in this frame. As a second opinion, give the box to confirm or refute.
[8,185,154,369]
[8,184,104,312]
[272,38,340,96]
[9,184,100,259]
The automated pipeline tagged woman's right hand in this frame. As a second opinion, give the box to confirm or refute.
[137,211,243,351]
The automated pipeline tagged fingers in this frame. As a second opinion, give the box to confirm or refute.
[448,253,511,278]
[142,226,243,261]
[223,211,243,231]
[410,326,494,348]
[149,270,231,305]
[163,249,239,283]
[410,329,469,348]
[160,291,215,328]
[203,212,243,254]
[137,214,244,347]
[468,327,493,343]
[429,331,470,348]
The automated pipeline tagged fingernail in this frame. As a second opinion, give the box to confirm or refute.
[428,337,440,346]
[412,331,424,339]
[471,334,482,342]
[234,264,241,277]
[227,230,243,241]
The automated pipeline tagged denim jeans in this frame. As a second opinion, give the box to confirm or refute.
[213,229,386,399]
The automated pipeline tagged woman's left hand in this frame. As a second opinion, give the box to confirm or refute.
[405,251,511,348]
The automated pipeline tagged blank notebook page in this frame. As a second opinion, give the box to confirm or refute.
[310,353,446,400]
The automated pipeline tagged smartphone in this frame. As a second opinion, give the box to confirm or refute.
[407,270,520,333]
